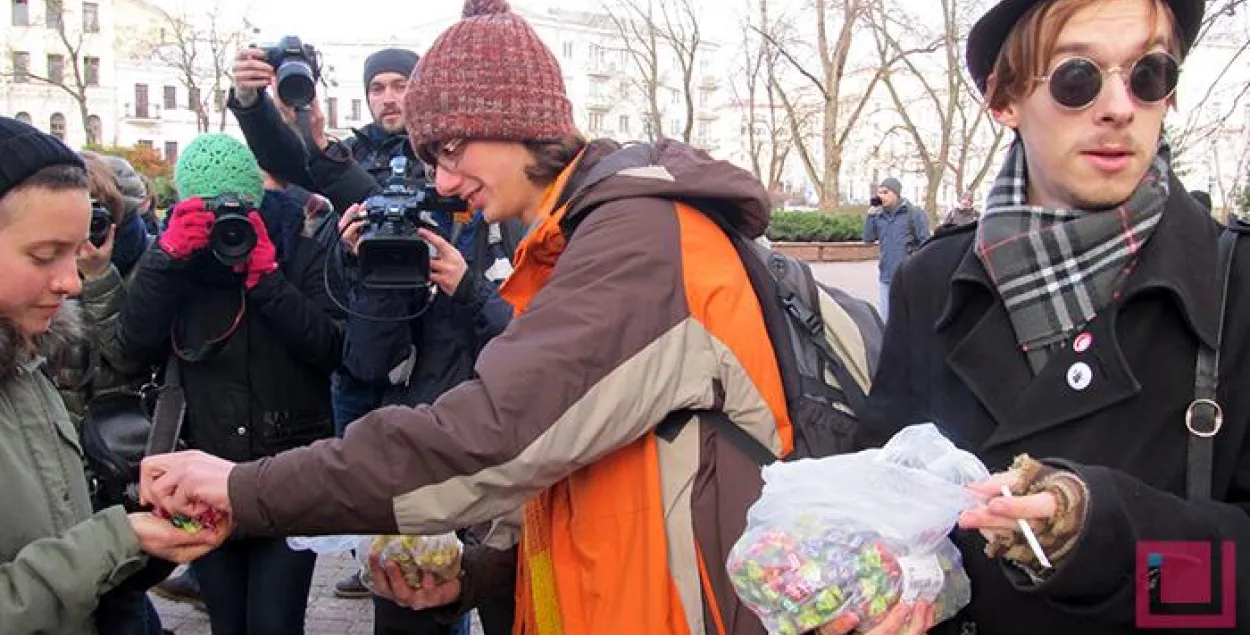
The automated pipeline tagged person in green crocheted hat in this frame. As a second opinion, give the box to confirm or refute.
[174,133,265,206]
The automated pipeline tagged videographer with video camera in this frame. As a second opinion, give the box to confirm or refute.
[117,134,343,635]
[329,159,521,635]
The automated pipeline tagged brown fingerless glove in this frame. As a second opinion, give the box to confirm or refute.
[983,454,1089,573]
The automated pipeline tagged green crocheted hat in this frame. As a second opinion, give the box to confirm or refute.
[174,133,263,205]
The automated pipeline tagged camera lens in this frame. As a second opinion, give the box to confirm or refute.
[277,59,316,109]
[210,214,257,266]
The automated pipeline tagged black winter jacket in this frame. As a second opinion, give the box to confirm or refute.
[342,213,520,408]
[858,177,1250,635]
[117,193,343,462]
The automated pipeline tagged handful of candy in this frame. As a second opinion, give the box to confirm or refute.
[727,522,970,635]
[154,508,224,535]
[358,533,463,593]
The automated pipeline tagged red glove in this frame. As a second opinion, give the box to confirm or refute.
[158,197,214,260]
[235,210,278,290]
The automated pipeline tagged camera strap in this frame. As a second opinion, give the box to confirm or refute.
[295,107,323,157]
[170,286,247,364]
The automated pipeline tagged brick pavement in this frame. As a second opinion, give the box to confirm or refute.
[152,259,880,634]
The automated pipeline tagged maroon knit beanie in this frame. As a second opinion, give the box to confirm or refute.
[404,0,577,149]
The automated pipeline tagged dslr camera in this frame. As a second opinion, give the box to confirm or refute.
[870,195,883,207]
[357,157,464,290]
[89,200,113,247]
[204,194,257,267]
[262,35,321,109]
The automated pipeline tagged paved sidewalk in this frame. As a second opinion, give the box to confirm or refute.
[152,260,880,634]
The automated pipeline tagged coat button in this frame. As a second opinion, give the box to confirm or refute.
[236,426,247,436]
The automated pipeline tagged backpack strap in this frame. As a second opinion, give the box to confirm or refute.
[655,381,778,467]
[1186,227,1237,500]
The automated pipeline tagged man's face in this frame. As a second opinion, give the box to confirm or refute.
[877,187,899,208]
[996,0,1173,210]
[431,140,546,224]
[0,186,88,338]
[368,72,408,134]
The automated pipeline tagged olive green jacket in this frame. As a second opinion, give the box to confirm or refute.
[0,303,147,635]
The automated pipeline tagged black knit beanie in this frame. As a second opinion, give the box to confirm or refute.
[362,48,420,91]
[0,116,84,200]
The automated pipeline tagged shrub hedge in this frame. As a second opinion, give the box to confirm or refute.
[766,208,867,242]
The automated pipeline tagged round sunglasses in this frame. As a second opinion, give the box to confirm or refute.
[1036,51,1180,111]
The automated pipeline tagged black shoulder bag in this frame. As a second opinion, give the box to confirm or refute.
[81,355,186,511]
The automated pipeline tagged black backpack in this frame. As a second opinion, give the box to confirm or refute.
[564,144,884,464]
[655,226,884,464]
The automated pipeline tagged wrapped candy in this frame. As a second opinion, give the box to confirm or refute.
[357,533,463,593]
[727,424,984,634]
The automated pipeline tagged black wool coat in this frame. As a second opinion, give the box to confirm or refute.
[858,178,1250,635]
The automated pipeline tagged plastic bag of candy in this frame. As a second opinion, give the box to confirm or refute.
[726,424,987,635]
[356,533,464,592]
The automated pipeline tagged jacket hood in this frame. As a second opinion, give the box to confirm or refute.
[0,300,82,380]
[560,139,772,239]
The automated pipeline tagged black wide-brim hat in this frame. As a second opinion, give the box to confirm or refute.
[966,0,1205,95]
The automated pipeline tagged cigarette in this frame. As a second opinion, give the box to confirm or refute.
[1001,484,1053,569]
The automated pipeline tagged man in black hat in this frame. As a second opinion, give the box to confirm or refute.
[858,0,1250,633]
[228,46,420,217]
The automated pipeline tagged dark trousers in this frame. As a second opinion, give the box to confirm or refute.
[331,371,384,437]
[94,590,162,635]
[192,537,316,635]
[372,596,467,635]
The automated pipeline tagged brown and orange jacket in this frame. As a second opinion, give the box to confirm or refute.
[229,139,792,635]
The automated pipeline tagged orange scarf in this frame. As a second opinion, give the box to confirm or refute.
[499,154,583,635]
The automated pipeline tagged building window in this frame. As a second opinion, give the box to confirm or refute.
[326,97,338,129]
[588,112,604,132]
[698,121,711,144]
[134,83,149,118]
[562,41,574,58]
[82,2,98,32]
[137,139,153,149]
[84,56,99,86]
[700,89,713,107]
[49,112,66,140]
[86,114,101,144]
[350,99,361,120]
[12,51,29,82]
[214,89,225,111]
[188,86,200,110]
[45,0,61,29]
[14,111,31,124]
[46,54,64,83]
[163,85,176,110]
[618,114,629,134]
[165,141,179,162]
[12,0,29,25]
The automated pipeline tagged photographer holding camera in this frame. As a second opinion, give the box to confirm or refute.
[117,134,343,635]
[228,40,418,219]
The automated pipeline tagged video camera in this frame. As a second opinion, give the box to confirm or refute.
[89,200,113,247]
[262,35,321,109]
[356,157,464,290]
[204,194,257,267]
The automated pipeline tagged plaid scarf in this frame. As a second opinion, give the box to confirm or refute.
[975,138,1171,373]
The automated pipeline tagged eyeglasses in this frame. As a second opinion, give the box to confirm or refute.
[1036,51,1180,111]
[423,139,465,181]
